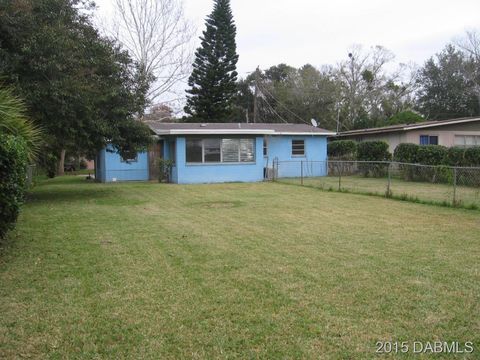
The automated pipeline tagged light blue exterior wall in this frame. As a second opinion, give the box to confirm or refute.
[266,135,328,178]
[172,136,264,184]
[161,134,328,184]
[96,145,149,182]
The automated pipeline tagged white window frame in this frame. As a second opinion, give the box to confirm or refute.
[186,138,256,164]
[291,139,306,157]
[454,135,480,147]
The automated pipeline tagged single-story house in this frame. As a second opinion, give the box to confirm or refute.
[335,117,480,153]
[95,123,334,183]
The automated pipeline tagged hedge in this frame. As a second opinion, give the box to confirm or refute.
[357,141,391,177]
[393,143,419,164]
[0,134,28,238]
[416,145,448,166]
[327,140,357,160]
[394,144,480,168]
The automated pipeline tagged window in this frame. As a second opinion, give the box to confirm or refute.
[186,138,256,163]
[204,139,221,162]
[240,139,255,162]
[292,139,305,156]
[263,137,268,156]
[420,135,438,145]
[186,139,202,162]
[455,135,480,147]
[121,152,138,163]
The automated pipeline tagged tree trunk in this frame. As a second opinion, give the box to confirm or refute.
[57,149,66,176]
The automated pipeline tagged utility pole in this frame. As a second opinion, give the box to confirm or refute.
[253,66,260,123]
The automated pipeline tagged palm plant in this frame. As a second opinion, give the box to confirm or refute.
[0,86,42,160]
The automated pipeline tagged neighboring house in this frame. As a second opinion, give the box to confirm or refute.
[335,117,480,153]
[95,123,334,183]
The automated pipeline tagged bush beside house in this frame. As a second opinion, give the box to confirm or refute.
[394,143,480,167]
[327,140,357,160]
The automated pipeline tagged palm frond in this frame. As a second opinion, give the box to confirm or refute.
[0,86,43,161]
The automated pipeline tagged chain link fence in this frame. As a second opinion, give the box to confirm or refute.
[272,160,480,209]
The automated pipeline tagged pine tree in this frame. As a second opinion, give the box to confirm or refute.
[184,0,239,121]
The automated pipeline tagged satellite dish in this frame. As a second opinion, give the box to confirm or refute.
[311,118,318,127]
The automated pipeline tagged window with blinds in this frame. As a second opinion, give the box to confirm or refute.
[186,138,256,163]
[292,139,305,156]
[455,135,480,147]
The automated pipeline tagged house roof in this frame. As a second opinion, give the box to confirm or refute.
[148,122,335,136]
[336,117,480,137]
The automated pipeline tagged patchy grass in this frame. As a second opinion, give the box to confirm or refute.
[281,175,480,209]
[1,177,479,359]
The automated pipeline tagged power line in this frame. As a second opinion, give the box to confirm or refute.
[256,81,310,125]
[258,91,289,124]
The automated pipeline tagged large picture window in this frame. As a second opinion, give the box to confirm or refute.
[186,138,256,164]
[455,135,480,147]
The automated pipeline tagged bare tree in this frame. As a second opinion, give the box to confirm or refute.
[456,30,480,109]
[335,45,417,130]
[112,0,195,105]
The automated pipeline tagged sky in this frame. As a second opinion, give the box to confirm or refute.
[93,0,480,100]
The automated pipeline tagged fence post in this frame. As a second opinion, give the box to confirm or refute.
[301,160,304,186]
[338,162,342,191]
[453,167,457,206]
[386,162,392,198]
[274,158,278,182]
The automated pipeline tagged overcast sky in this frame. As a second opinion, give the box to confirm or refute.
[95,0,480,75]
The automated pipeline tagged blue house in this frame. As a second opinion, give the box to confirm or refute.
[95,123,334,183]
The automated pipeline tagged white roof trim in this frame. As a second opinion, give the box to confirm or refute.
[157,129,274,135]
[406,117,480,130]
[273,131,336,136]
[154,129,333,136]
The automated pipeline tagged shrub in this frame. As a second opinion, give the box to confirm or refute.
[464,147,480,166]
[357,141,392,162]
[327,140,357,160]
[444,147,467,167]
[416,145,447,166]
[394,143,421,180]
[357,141,391,177]
[158,159,174,183]
[0,134,28,238]
[393,143,420,163]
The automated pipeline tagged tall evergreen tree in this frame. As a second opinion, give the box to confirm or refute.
[184,0,239,121]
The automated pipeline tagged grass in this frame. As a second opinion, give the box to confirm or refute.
[281,175,480,209]
[1,177,479,359]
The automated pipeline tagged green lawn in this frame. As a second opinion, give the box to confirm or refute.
[280,175,480,208]
[1,177,479,359]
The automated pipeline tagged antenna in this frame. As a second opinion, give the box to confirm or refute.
[311,118,318,127]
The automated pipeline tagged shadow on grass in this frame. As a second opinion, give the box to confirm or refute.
[26,187,115,206]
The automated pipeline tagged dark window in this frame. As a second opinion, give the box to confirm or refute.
[263,137,268,156]
[292,140,305,156]
[420,135,438,145]
[420,135,429,145]
[121,152,138,163]
[186,139,202,163]
[204,139,221,162]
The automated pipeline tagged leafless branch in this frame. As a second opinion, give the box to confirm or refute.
[111,0,195,107]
